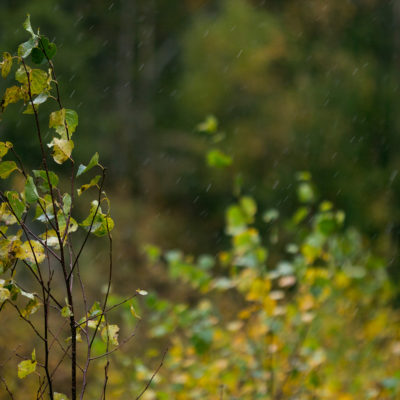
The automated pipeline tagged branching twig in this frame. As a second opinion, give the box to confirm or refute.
[75,294,138,329]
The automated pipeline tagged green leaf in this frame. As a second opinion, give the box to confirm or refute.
[23,14,36,38]
[31,348,36,362]
[15,66,48,95]
[319,201,333,212]
[18,37,37,59]
[49,108,78,137]
[0,161,18,179]
[296,171,312,181]
[34,199,52,222]
[65,109,78,133]
[101,324,119,346]
[143,244,161,263]
[316,214,337,235]
[240,196,257,219]
[23,104,35,115]
[31,37,57,64]
[226,205,247,235]
[293,206,309,225]
[6,191,25,220]
[77,175,101,196]
[61,306,73,318]
[30,69,49,95]
[77,152,99,177]
[206,149,232,168]
[33,170,59,192]
[336,210,345,225]
[24,176,39,203]
[57,211,78,236]
[40,37,57,60]
[80,201,114,237]
[0,142,13,159]
[62,193,72,215]
[297,182,315,203]
[17,356,37,379]
[197,115,218,134]
[1,52,13,78]
[191,329,213,355]
[31,47,45,64]
[15,65,27,83]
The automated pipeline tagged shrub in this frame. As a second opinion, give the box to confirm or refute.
[0,16,146,400]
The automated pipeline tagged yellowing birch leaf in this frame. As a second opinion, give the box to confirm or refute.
[101,324,119,346]
[16,240,45,264]
[48,138,74,164]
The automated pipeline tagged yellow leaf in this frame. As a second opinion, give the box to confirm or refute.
[48,138,74,164]
[17,358,36,379]
[3,86,22,107]
[49,108,66,129]
[0,287,10,302]
[16,240,45,264]
[1,52,12,78]
[101,324,119,346]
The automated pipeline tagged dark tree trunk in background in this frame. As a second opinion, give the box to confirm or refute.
[394,0,400,68]
[135,0,156,192]
[114,0,135,176]
[114,0,156,191]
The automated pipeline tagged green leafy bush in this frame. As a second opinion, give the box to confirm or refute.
[132,120,400,400]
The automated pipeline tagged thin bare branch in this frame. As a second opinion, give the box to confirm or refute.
[0,376,14,399]
[75,294,138,329]
[89,327,138,361]
[8,301,45,342]
[135,348,168,400]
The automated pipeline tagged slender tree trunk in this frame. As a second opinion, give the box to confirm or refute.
[394,0,400,68]
[135,0,156,191]
[114,0,135,175]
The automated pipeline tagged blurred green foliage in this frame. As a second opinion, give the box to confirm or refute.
[132,172,400,399]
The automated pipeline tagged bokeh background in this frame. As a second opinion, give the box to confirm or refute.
[1,0,400,398]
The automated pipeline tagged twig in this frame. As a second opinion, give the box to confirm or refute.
[100,316,110,400]
[135,348,168,400]
[89,327,138,361]
[0,376,14,399]
[67,168,106,281]
[80,193,112,399]
[8,302,45,342]
[75,294,138,329]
